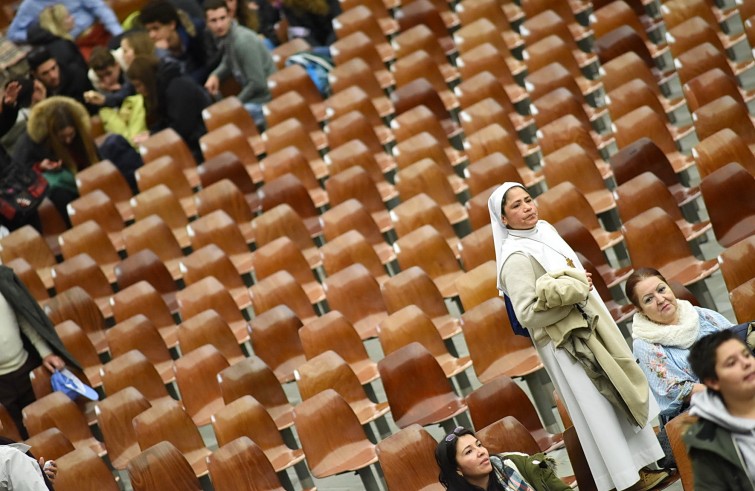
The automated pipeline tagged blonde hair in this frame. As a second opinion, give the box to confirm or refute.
[39,4,73,40]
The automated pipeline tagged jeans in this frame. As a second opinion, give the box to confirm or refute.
[243,102,266,133]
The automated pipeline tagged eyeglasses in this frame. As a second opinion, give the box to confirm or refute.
[444,426,466,443]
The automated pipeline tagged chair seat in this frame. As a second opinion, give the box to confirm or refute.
[269,404,294,430]
[596,264,633,289]
[375,153,398,177]
[352,400,390,425]
[185,447,212,477]
[352,311,387,339]
[669,184,700,207]
[229,319,251,344]
[667,152,695,174]
[309,441,378,478]
[663,258,719,286]
[678,219,711,242]
[532,429,564,453]
[607,301,635,324]
[273,355,308,384]
[718,216,755,248]
[110,442,140,470]
[303,281,326,305]
[229,286,252,311]
[267,446,305,472]
[394,393,467,428]
[185,396,225,427]
[441,203,469,226]
[434,315,462,340]
[438,354,472,379]
[373,241,396,265]
[433,271,464,299]
[592,229,624,251]
[585,189,616,215]
[476,350,543,384]
[351,360,380,385]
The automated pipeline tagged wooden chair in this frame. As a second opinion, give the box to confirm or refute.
[138,128,199,187]
[320,230,388,284]
[330,32,393,88]
[260,146,327,208]
[378,342,467,429]
[323,166,393,234]
[217,356,294,430]
[396,0,456,43]
[299,311,379,385]
[67,190,125,251]
[319,198,394,264]
[173,344,229,426]
[114,249,179,313]
[606,78,687,135]
[253,236,324,305]
[55,447,120,491]
[179,244,251,311]
[395,159,467,226]
[24,427,74,461]
[51,253,113,318]
[58,220,120,283]
[325,117,394,184]
[106,314,174,383]
[393,53,457,112]
[198,151,258,209]
[731,277,755,323]
[202,96,262,155]
[324,264,388,340]
[464,124,543,188]
[271,38,312,70]
[94,386,151,470]
[610,137,700,207]
[393,24,456,82]
[693,128,755,179]
[467,375,563,452]
[391,105,461,166]
[44,286,108,355]
[394,224,463,298]
[537,114,612,179]
[615,172,711,243]
[683,67,753,114]
[100,350,173,405]
[693,96,755,151]
[376,424,444,491]
[257,172,322,238]
[701,162,755,248]
[622,208,719,293]
[379,305,471,379]
[391,80,461,142]
[128,441,202,491]
[536,182,623,251]
[75,160,133,221]
[130,184,190,248]
[135,155,196,216]
[248,304,307,383]
[553,217,632,289]
[461,297,543,383]
[665,412,698,490]
[207,437,290,491]
[464,152,524,199]
[22,392,106,456]
[333,6,393,62]
[457,43,526,104]
[542,143,616,214]
[263,92,326,151]
[524,35,599,96]
[393,132,466,195]
[458,226,495,273]
[293,389,381,490]
[675,43,743,87]
[178,310,245,365]
[186,210,254,276]
[477,416,543,456]
[268,64,326,120]
[122,215,184,280]
[718,236,755,292]
[532,87,605,145]
[261,122,322,181]
[460,98,536,164]
[454,261,499,312]
[4,257,49,305]
[194,178,256,242]
[177,275,250,343]
[54,320,103,389]
[211,396,304,472]
[249,271,317,324]
[296,351,389,425]
[251,204,320,268]
[132,399,212,477]
[327,86,393,146]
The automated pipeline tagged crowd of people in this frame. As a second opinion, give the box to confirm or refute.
[0,0,338,233]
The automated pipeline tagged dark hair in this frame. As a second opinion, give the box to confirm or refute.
[126,55,159,125]
[204,0,229,13]
[624,268,670,308]
[499,184,527,217]
[122,31,156,60]
[688,329,736,385]
[435,427,483,490]
[88,46,116,71]
[46,102,99,171]
[139,0,180,26]
[27,46,54,72]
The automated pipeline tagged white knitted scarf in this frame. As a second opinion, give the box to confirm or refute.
[631,300,700,349]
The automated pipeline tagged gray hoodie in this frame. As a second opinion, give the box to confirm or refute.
[690,390,755,483]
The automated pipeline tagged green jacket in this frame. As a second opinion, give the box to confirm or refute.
[683,418,755,491]
[492,453,571,491]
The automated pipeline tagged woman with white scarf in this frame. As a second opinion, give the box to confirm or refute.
[489,182,666,491]
[625,267,733,421]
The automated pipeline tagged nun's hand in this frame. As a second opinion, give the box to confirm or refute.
[585,271,594,291]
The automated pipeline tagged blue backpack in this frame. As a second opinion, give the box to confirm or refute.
[285,52,334,98]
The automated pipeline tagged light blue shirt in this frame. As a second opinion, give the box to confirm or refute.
[8,0,123,43]
[633,307,732,419]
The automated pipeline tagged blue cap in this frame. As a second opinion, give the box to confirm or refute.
[51,368,99,401]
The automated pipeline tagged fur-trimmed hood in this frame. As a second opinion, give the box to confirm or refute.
[27,96,90,144]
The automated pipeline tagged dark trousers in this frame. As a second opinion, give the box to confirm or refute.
[0,355,38,439]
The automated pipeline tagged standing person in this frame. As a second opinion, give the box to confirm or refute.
[489,182,667,491]
[0,265,79,438]
[203,0,275,131]
[435,426,571,491]
[685,330,755,490]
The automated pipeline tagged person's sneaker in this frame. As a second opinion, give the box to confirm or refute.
[625,469,671,491]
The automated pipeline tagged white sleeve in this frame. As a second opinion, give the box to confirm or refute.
[0,447,48,491]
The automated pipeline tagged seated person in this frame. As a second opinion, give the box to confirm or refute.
[685,330,755,489]
[258,0,340,48]
[127,55,210,161]
[203,0,275,130]
[12,96,100,220]
[139,0,208,84]
[27,47,94,112]
[27,5,90,88]
[435,426,571,491]
[7,0,123,55]
[626,268,734,422]
[84,46,133,108]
